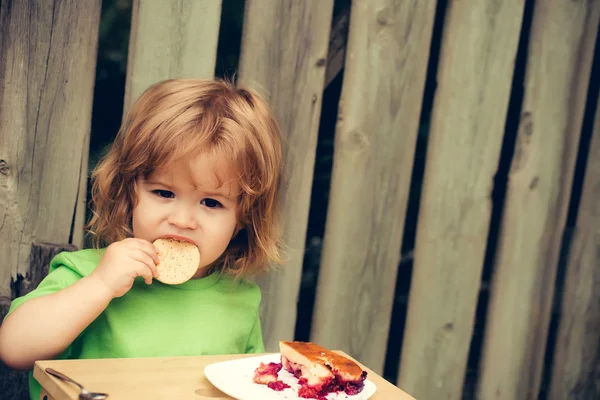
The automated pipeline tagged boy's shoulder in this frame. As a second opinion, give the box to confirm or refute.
[49,248,106,277]
[6,248,106,318]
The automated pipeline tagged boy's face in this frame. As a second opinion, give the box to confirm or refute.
[132,152,240,279]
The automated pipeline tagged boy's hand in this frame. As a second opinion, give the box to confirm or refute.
[91,238,160,298]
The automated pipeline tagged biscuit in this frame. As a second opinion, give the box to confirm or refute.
[153,238,200,284]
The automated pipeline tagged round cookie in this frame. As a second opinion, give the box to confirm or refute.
[153,238,200,284]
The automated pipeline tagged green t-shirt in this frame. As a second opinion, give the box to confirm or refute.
[6,249,265,400]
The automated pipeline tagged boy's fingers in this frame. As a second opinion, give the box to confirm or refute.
[132,252,159,279]
[135,263,154,285]
[131,238,159,264]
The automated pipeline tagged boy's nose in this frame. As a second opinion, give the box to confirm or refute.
[167,207,198,230]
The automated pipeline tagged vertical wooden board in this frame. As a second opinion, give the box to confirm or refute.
[549,98,600,400]
[397,2,525,398]
[0,0,101,296]
[310,0,437,374]
[124,0,222,110]
[237,0,334,351]
[478,2,600,399]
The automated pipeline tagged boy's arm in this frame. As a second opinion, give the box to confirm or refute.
[0,238,159,370]
[0,274,112,370]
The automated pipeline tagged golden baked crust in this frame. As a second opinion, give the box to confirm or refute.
[279,341,364,379]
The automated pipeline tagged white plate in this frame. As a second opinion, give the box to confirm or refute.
[204,353,377,400]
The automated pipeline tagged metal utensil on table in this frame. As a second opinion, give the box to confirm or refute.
[45,368,109,400]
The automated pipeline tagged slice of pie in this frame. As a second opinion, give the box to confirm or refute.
[279,341,367,398]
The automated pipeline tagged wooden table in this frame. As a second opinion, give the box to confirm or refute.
[34,352,415,400]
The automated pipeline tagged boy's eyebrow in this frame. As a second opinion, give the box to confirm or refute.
[201,187,240,199]
[143,178,173,187]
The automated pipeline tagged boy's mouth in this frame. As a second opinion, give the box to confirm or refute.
[159,234,196,246]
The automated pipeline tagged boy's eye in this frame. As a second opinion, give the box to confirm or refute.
[152,190,174,199]
[201,198,222,208]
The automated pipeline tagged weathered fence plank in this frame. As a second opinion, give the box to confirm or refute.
[124,0,222,110]
[478,1,600,399]
[397,2,525,398]
[237,0,334,351]
[548,95,600,400]
[310,1,436,374]
[0,0,101,296]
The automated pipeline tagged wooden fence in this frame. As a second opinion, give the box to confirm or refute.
[1,1,599,399]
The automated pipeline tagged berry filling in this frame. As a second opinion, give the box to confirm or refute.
[267,380,291,391]
[282,356,367,399]
[252,362,290,392]
[252,362,283,384]
[253,356,367,399]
